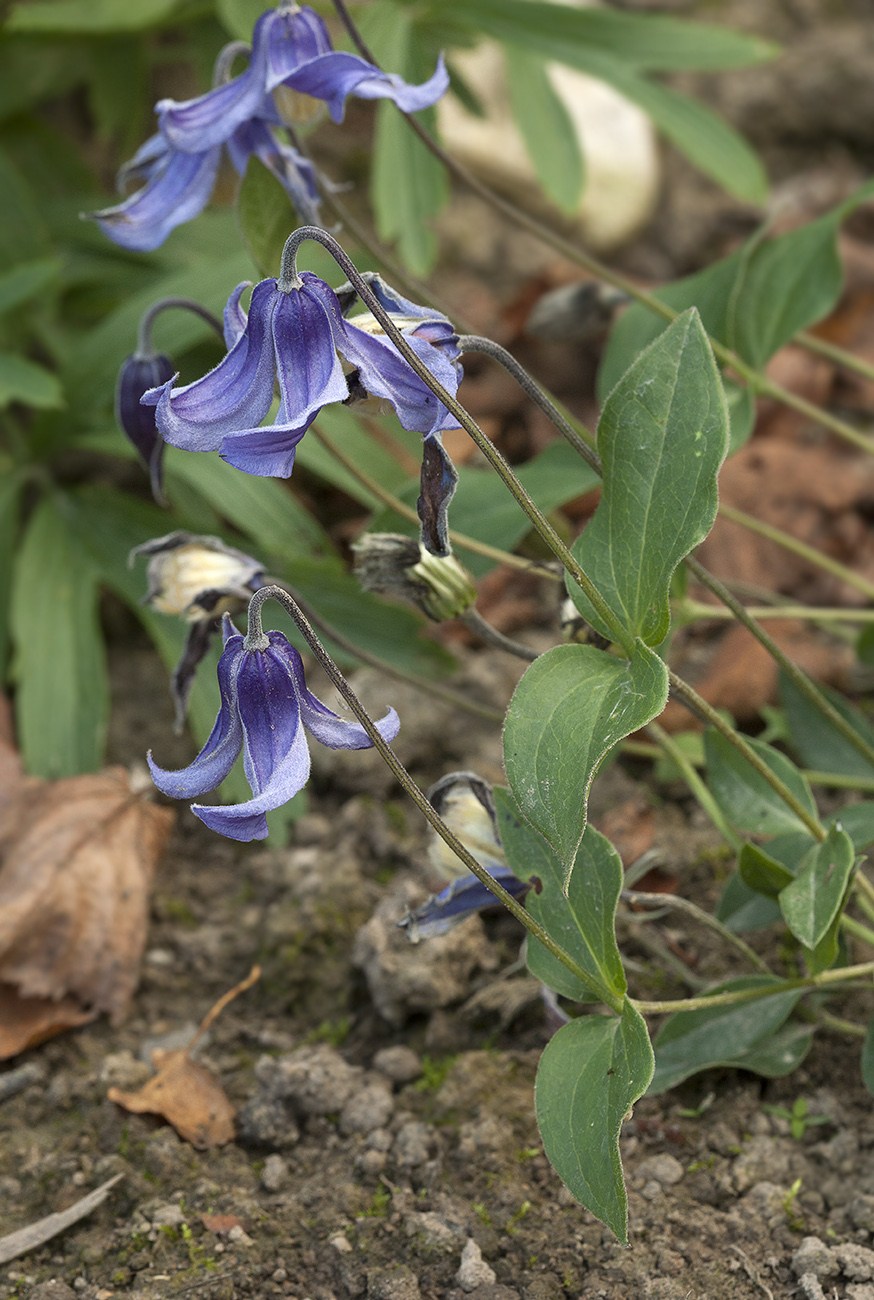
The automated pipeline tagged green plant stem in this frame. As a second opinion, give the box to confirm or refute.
[679,600,874,624]
[797,330,874,385]
[718,503,874,602]
[803,770,874,792]
[245,584,618,1009]
[666,668,826,841]
[456,335,600,472]
[623,888,776,977]
[283,228,637,657]
[460,608,539,661]
[685,555,874,774]
[633,959,874,1015]
[814,1007,867,1038]
[269,578,502,723]
[842,914,874,949]
[310,422,554,575]
[646,722,741,851]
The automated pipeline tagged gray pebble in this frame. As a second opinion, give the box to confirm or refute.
[636,1154,684,1187]
[393,1121,434,1168]
[456,1238,496,1292]
[260,1153,289,1192]
[798,1277,827,1300]
[340,1079,394,1135]
[836,1242,874,1282]
[791,1237,840,1279]
[27,1285,77,1300]
[367,1264,422,1299]
[847,1286,874,1300]
[373,1045,422,1084]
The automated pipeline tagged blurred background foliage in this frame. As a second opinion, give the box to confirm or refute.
[0,0,772,801]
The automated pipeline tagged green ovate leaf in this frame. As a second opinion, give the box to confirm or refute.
[504,46,584,216]
[10,496,109,777]
[447,0,776,73]
[535,1001,653,1244]
[237,156,297,280]
[569,309,728,645]
[0,471,24,674]
[495,789,625,1003]
[503,642,668,880]
[780,671,874,781]
[7,0,178,32]
[0,353,63,409]
[704,729,818,836]
[649,977,805,1094]
[369,5,448,275]
[778,824,855,951]
[738,842,794,899]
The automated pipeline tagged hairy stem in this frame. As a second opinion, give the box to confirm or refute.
[634,959,874,1015]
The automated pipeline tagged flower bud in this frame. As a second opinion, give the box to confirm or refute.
[130,531,264,621]
[115,351,174,501]
[352,533,476,622]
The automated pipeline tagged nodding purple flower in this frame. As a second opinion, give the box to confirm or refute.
[149,618,399,841]
[158,5,448,154]
[88,112,320,253]
[116,351,175,498]
[140,272,462,480]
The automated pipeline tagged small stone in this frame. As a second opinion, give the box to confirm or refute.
[72,1281,87,1293]
[340,1079,394,1135]
[798,1277,827,1300]
[636,1154,684,1187]
[330,1233,353,1253]
[28,1285,77,1300]
[640,1180,663,1201]
[851,1196,874,1233]
[836,1243,874,1282]
[98,1051,152,1089]
[847,1286,874,1300]
[272,1268,288,1283]
[357,1149,387,1176]
[149,1203,186,1229]
[261,1153,289,1192]
[367,1264,422,1300]
[456,1238,496,1293]
[404,1211,461,1255]
[393,1121,433,1169]
[227,1224,254,1246]
[368,1128,393,1152]
[373,1046,422,1085]
[791,1238,840,1280]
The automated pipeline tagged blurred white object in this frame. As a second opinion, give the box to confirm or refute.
[437,39,660,251]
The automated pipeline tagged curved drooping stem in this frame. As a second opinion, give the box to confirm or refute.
[244,585,620,1008]
[135,297,224,359]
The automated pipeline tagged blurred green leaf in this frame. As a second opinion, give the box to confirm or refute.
[237,156,297,280]
[504,46,584,216]
[0,353,63,409]
[0,470,24,674]
[715,872,782,933]
[448,0,777,72]
[368,4,449,275]
[0,258,60,314]
[216,0,262,41]
[10,494,109,777]
[738,841,794,899]
[0,149,51,269]
[779,824,855,950]
[7,0,179,33]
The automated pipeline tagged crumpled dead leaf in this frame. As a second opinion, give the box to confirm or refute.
[108,966,260,1149]
[0,697,173,1058]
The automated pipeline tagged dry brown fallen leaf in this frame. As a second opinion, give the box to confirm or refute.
[108,966,260,1149]
[0,698,173,1058]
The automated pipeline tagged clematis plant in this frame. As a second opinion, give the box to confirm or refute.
[88,3,448,252]
[141,265,461,480]
[148,585,399,841]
